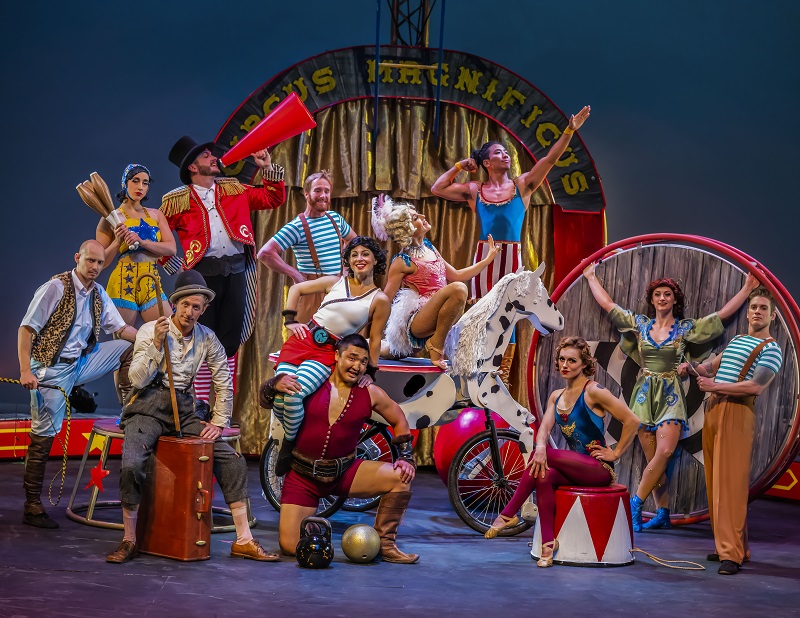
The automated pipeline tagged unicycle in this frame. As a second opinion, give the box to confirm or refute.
[447,408,532,536]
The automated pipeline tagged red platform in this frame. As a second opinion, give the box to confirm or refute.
[765,458,800,501]
[0,417,123,460]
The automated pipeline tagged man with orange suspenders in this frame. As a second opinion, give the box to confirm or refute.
[258,170,357,323]
[690,285,782,575]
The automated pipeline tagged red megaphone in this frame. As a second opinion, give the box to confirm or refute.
[220,92,317,166]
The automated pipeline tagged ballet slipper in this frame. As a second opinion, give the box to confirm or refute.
[641,507,672,530]
[537,540,559,568]
[484,514,519,539]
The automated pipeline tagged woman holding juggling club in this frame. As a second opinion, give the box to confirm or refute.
[95,164,176,325]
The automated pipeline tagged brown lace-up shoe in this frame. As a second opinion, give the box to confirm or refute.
[230,538,280,562]
[106,540,138,563]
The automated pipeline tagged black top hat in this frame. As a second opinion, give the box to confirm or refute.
[169,136,216,186]
[169,270,216,304]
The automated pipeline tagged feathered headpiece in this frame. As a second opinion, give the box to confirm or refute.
[370,194,416,246]
[370,194,391,241]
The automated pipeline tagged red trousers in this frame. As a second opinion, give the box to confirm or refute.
[501,447,612,544]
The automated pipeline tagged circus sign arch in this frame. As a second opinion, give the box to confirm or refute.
[215,45,604,215]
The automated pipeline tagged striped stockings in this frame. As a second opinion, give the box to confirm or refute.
[272,360,331,441]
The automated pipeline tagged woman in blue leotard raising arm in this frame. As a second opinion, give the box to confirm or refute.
[431,105,590,379]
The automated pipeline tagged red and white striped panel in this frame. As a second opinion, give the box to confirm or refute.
[471,241,522,299]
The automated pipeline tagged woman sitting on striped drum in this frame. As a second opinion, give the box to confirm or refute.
[582,262,759,531]
[260,236,391,476]
[484,337,640,567]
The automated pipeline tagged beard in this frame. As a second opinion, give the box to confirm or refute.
[195,163,217,177]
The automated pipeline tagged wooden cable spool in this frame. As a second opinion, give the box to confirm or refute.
[527,234,800,524]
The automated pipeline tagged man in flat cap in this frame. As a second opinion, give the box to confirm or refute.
[106,270,279,563]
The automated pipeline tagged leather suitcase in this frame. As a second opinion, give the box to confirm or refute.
[137,436,215,561]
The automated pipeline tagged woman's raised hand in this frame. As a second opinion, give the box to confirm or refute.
[569,106,591,131]
[485,234,499,260]
[459,158,478,173]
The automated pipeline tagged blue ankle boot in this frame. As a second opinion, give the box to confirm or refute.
[642,507,672,530]
[630,495,644,532]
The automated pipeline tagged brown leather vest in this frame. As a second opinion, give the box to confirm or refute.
[31,272,103,367]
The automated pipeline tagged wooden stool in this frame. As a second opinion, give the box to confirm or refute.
[530,484,634,566]
[66,418,125,529]
[66,419,255,532]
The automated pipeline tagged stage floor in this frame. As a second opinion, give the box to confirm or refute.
[0,459,798,617]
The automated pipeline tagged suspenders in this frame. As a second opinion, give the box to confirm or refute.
[298,212,344,275]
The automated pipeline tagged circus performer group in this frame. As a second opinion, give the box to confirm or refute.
[16,104,782,577]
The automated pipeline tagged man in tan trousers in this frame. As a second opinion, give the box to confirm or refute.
[693,285,782,575]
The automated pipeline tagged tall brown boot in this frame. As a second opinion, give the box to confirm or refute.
[373,491,419,564]
[497,343,516,388]
[116,345,134,408]
[23,434,59,529]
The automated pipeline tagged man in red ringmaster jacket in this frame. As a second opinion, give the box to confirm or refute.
[160,136,286,404]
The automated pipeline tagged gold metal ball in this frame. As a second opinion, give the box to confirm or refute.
[341,524,381,563]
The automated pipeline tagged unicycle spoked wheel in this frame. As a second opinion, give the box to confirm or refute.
[259,439,345,517]
[447,428,532,536]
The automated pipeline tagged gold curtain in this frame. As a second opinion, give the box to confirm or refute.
[234,99,555,459]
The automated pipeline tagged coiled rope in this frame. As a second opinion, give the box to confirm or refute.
[1,378,71,506]
[630,547,705,570]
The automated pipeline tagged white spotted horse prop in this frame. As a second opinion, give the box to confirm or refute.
[444,264,564,459]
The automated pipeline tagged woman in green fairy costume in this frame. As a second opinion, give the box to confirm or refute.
[583,262,758,531]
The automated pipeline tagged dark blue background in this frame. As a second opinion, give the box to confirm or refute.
[2,0,797,407]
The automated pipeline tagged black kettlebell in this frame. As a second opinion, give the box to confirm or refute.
[295,516,334,569]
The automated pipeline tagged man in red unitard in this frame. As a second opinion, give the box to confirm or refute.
[264,333,419,564]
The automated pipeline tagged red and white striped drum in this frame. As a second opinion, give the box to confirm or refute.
[531,484,634,566]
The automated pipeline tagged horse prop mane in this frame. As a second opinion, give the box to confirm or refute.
[444,264,564,458]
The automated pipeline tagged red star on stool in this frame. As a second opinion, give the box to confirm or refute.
[85,461,110,492]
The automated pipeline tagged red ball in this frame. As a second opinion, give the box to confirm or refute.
[433,407,509,486]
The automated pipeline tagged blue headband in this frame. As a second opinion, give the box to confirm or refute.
[121,163,151,189]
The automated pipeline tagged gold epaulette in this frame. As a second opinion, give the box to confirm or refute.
[160,185,191,218]
[216,177,248,197]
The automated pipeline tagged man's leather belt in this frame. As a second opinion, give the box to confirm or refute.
[58,356,78,365]
[195,253,246,277]
[308,320,340,347]
[290,449,355,483]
